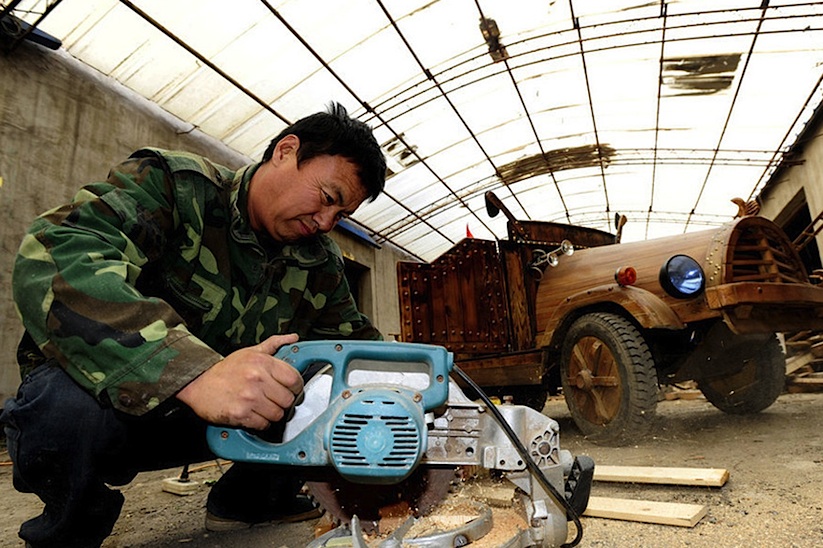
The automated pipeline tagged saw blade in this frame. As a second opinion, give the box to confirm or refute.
[307,467,459,534]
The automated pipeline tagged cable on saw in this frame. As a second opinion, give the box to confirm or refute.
[452,365,584,548]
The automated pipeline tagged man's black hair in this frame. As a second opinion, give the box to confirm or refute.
[262,102,386,202]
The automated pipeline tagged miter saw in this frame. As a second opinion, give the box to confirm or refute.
[207,340,593,547]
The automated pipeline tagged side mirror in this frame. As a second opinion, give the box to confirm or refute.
[485,191,502,218]
[484,191,529,241]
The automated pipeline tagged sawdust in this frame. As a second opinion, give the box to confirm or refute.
[392,485,529,546]
[358,481,503,543]
[470,508,529,548]
[403,501,483,538]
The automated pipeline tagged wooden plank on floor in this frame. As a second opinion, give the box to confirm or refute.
[593,465,729,487]
[786,376,823,393]
[786,352,814,375]
[584,496,707,527]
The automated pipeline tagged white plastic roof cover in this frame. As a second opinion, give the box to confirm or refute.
[7,0,823,261]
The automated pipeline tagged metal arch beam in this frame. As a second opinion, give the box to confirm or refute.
[260,1,457,251]
[472,1,569,224]
[751,71,823,200]
[684,1,771,231]
[118,0,292,126]
[568,0,610,224]
[28,1,822,260]
[360,7,822,137]
[118,0,447,259]
[371,0,498,239]
[370,19,823,126]
[262,0,497,248]
[646,0,669,240]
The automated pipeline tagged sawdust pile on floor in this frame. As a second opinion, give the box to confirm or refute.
[470,507,530,547]
[404,501,482,537]
[365,476,530,545]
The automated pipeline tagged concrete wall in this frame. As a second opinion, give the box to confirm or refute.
[335,231,408,340]
[0,42,409,403]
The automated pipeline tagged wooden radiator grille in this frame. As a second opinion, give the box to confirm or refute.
[727,224,805,284]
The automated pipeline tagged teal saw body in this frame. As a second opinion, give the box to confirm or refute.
[207,340,451,483]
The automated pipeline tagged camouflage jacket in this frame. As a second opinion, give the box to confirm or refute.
[13,148,381,416]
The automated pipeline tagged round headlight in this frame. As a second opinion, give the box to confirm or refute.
[659,255,705,298]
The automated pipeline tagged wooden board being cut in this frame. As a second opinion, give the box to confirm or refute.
[584,496,707,527]
[593,465,729,487]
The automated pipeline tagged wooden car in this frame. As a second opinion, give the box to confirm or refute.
[397,192,823,444]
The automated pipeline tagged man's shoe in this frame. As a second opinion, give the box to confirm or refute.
[205,493,324,532]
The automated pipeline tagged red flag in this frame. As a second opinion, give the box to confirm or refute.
[466,223,474,238]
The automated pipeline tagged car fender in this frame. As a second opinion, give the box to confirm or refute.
[536,283,685,348]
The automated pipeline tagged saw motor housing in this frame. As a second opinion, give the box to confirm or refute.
[206,341,451,484]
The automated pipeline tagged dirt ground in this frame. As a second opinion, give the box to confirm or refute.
[2,391,822,548]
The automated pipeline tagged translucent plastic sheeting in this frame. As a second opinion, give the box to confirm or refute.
[9,0,823,260]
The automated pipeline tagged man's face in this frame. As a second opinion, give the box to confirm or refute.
[248,134,368,242]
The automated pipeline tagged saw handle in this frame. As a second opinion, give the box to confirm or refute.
[207,340,452,468]
[275,340,453,410]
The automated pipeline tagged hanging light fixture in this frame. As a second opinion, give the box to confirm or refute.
[479,17,508,62]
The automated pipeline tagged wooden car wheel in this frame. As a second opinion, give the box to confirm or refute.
[698,334,784,414]
[560,312,658,445]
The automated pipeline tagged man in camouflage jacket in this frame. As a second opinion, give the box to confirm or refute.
[2,103,386,547]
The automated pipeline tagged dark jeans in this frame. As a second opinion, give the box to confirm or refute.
[1,362,302,548]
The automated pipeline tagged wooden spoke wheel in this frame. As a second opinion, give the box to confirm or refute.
[560,312,658,445]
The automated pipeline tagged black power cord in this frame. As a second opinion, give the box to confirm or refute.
[452,365,584,547]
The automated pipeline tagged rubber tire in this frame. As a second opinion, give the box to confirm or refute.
[560,312,658,445]
[697,334,785,415]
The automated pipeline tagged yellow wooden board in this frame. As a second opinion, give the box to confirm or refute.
[584,496,708,527]
[593,465,729,487]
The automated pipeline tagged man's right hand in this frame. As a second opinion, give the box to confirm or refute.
[175,333,303,430]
